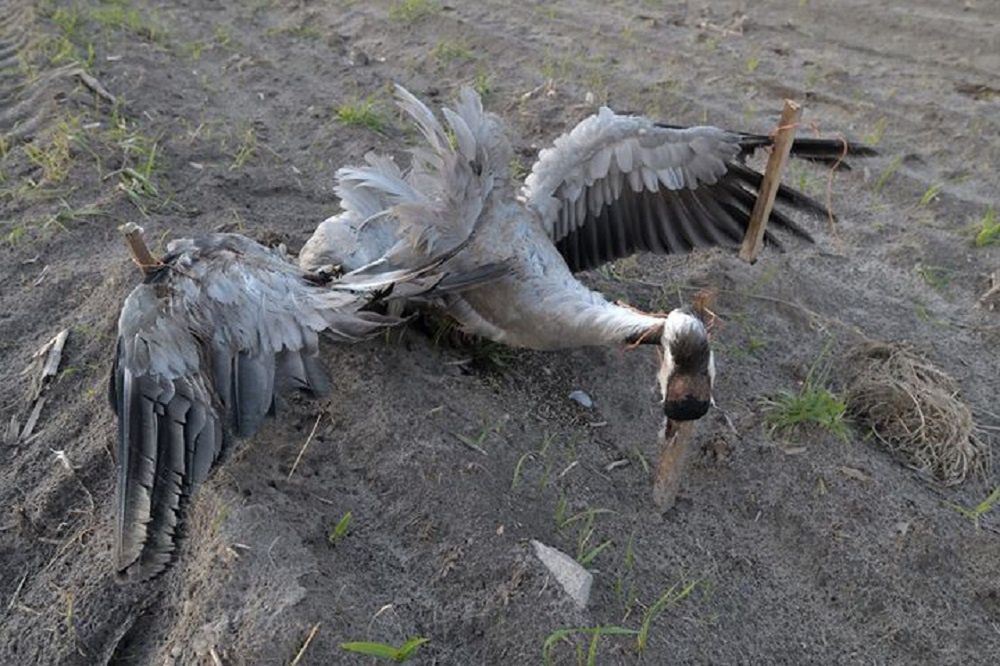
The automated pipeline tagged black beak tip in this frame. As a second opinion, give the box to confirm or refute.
[663,397,711,421]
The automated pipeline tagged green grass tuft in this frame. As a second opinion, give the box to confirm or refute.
[765,350,848,442]
[24,125,74,185]
[389,0,439,22]
[473,67,493,98]
[431,39,473,64]
[335,97,386,133]
[89,4,163,42]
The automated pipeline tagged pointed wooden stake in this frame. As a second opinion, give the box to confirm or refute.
[652,418,696,510]
[739,99,803,263]
[118,222,160,274]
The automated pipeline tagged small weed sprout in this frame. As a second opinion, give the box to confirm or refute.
[636,580,699,653]
[946,487,1000,529]
[511,451,533,490]
[974,207,999,247]
[864,116,888,146]
[542,579,698,662]
[230,127,257,170]
[328,511,352,545]
[340,637,429,662]
[453,420,501,456]
[556,507,616,567]
[873,155,902,193]
[614,531,639,617]
[918,182,944,207]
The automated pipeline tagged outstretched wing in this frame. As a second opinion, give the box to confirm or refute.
[521,107,874,272]
[109,234,394,579]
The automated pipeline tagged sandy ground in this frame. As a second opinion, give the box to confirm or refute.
[1,0,999,664]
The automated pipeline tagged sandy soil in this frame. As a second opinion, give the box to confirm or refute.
[1,0,999,664]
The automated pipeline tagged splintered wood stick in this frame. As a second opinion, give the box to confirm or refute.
[118,222,160,274]
[739,99,803,263]
[652,418,696,510]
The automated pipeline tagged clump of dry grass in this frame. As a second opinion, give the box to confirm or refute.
[845,341,988,485]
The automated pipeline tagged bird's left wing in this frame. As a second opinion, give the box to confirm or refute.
[109,234,394,579]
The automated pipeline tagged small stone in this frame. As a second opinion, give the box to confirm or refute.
[531,540,593,609]
[568,390,593,409]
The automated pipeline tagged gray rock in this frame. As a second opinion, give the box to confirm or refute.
[531,540,593,609]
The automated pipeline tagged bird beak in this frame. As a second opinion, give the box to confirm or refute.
[663,371,712,421]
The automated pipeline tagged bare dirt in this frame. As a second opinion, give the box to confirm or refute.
[2,1,999,664]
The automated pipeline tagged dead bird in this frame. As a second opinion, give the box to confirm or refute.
[300,85,874,441]
[110,228,504,579]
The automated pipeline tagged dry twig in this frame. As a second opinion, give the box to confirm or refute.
[289,624,320,666]
[287,414,323,480]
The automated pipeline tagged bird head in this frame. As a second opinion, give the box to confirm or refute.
[657,308,715,422]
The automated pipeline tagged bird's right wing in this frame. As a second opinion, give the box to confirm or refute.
[521,107,874,272]
[110,235,395,579]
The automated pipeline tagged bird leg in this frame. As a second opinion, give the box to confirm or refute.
[118,223,161,275]
[652,417,696,510]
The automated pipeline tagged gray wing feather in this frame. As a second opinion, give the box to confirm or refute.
[111,234,402,580]
[521,107,819,272]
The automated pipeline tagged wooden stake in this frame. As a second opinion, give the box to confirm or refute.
[118,222,160,274]
[652,418,696,510]
[739,99,803,263]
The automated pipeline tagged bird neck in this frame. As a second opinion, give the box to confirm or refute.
[546,289,665,348]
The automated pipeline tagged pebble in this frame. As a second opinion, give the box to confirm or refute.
[568,390,593,408]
